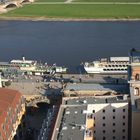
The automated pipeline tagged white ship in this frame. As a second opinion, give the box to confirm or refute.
[0,57,67,75]
[84,57,130,74]
[10,56,37,72]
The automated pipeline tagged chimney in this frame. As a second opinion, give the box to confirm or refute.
[22,56,25,61]
[0,72,2,88]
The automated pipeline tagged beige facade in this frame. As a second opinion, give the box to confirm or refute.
[129,58,140,140]
[86,103,128,140]
[64,90,115,97]
[131,111,140,140]
[131,66,140,81]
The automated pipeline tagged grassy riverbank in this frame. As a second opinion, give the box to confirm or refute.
[1,4,140,19]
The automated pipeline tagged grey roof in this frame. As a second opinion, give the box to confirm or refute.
[54,106,87,140]
[53,96,128,140]
[53,96,127,140]
[63,96,127,105]
[65,83,129,93]
[0,62,10,65]
[64,97,106,105]
[130,49,140,63]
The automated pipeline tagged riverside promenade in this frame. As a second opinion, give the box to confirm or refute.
[7,73,127,98]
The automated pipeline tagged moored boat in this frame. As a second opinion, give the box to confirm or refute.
[84,57,130,74]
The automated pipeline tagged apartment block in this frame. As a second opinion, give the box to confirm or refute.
[51,95,128,140]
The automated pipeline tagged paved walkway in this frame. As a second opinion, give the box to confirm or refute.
[65,0,73,3]
[0,7,7,13]
[32,1,140,4]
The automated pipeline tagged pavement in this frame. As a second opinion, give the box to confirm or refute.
[6,74,127,96]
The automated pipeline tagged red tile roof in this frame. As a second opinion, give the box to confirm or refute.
[0,88,23,139]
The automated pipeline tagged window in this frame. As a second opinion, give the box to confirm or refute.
[113,129,115,133]
[103,130,106,133]
[5,118,7,124]
[88,114,93,119]
[103,123,106,127]
[113,116,115,119]
[1,124,4,130]
[135,74,140,80]
[113,109,115,112]
[94,117,95,120]
[103,136,106,140]
[123,122,125,126]
[123,109,126,112]
[123,116,125,119]
[113,136,115,139]
[122,129,125,133]
[103,116,105,120]
[93,110,95,113]
[134,87,139,96]
[122,136,125,139]
[103,109,105,113]
[113,123,115,126]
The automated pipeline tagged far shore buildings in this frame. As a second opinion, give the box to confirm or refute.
[0,88,25,140]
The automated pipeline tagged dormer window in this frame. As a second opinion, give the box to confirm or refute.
[134,87,139,96]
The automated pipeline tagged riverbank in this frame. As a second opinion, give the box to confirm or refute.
[1,4,140,21]
[1,16,140,21]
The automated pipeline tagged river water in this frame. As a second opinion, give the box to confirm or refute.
[0,20,140,73]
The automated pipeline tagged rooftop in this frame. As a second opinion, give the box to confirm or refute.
[54,105,87,140]
[0,88,22,124]
[63,96,128,105]
[65,83,129,93]
[52,95,128,140]
[11,60,36,64]
[130,49,140,63]
[0,62,10,65]
[0,88,20,103]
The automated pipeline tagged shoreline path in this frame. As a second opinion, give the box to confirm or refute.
[32,2,140,4]
[1,0,140,19]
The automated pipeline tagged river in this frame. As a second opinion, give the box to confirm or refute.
[0,20,140,73]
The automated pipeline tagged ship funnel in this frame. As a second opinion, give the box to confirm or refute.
[22,56,25,61]
[0,72,2,88]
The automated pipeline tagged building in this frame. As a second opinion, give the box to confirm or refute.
[51,95,128,140]
[0,73,2,88]
[128,49,140,140]
[0,88,25,140]
[63,83,129,97]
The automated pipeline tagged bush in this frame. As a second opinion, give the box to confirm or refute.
[5,80,12,86]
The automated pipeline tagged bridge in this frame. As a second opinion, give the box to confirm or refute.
[0,0,33,11]
[25,95,50,107]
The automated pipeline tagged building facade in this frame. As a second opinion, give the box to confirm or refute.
[51,96,128,140]
[128,49,140,140]
[0,88,25,140]
[86,102,128,140]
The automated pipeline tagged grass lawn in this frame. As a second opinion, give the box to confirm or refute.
[73,0,140,2]
[2,4,140,19]
[35,0,65,2]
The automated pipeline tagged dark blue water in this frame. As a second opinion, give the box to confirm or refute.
[0,20,140,73]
